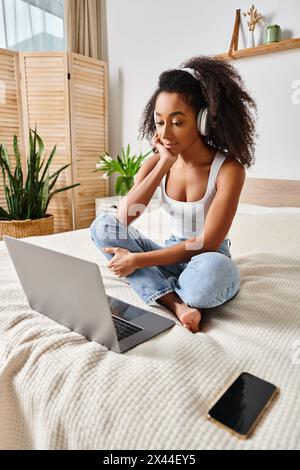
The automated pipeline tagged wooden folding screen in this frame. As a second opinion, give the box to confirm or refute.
[0,49,25,214]
[69,53,108,229]
[0,49,108,233]
[19,52,73,232]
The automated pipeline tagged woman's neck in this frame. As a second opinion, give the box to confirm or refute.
[177,137,217,168]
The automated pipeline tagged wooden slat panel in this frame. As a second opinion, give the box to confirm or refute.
[19,52,73,233]
[0,48,25,215]
[69,53,108,229]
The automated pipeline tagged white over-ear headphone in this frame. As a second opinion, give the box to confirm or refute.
[178,67,211,136]
[154,67,211,136]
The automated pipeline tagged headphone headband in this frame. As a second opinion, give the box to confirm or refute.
[177,67,201,81]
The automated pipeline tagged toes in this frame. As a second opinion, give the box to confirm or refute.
[189,319,201,334]
[180,309,202,333]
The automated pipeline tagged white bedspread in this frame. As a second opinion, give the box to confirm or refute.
[0,209,300,450]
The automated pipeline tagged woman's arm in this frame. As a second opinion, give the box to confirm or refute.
[117,133,178,226]
[133,160,246,267]
[134,239,206,267]
[117,156,170,226]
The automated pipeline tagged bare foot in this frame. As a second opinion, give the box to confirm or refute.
[176,304,202,333]
[157,292,202,333]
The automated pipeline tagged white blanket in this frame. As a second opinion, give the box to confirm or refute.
[0,209,300,450]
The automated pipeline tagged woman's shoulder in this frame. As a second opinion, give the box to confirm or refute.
[220,155,245,172]
[216,156,246,188]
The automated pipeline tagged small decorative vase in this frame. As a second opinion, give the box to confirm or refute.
[247,30,255,48]
[263,25,281,44]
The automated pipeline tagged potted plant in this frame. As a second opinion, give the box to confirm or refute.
[263,24,281,44]
[95,144,152,196]
[0,128,80,239]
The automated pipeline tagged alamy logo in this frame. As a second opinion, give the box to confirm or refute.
[291,80,300,104]
[291,340,300,365]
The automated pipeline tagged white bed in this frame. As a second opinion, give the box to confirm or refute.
[0,200,300,450]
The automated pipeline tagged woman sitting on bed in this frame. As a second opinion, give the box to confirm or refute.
[90,55,257,333]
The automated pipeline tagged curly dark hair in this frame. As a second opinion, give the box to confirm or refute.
[138,55,257,168]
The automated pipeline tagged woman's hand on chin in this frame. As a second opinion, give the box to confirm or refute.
[151,132,178,167]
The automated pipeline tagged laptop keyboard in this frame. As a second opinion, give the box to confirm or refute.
[112,315,143,341]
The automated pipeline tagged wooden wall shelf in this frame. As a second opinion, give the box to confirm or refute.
[216,37,300,60]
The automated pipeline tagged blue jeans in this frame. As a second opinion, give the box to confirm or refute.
[90,213,241,309]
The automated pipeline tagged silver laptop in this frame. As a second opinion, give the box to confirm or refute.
[3,236,175,354]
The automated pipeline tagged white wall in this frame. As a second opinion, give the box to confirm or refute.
[101,0,300,194]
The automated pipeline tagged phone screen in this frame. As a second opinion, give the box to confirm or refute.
[208,372,278,438]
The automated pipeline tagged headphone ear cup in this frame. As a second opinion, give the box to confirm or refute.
[197,108,211,136]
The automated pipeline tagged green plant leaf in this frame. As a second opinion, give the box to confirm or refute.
[40,172,49,216]
[0,139,11,170]
[121,146,126,170]
[0,206,12,220]
[115,175,123,195]
[116,155,126,175]
[126,143,130,169]
[0,144,7,190]
[4,186,14,217]
[40,144,57,183]
[0,149,18,196]
[13,135,23,191]
[32,128,45,177]
[46,183,80,212]
[132,155,144,174]
[49,161,71,182]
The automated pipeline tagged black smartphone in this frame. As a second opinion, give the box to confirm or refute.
[208,372,279,439]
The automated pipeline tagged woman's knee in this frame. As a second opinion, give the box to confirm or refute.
[180,252,241,308]
[90,212,119,244]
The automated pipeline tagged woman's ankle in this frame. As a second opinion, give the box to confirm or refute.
[158,291,186,317]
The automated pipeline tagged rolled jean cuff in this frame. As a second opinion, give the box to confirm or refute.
[145,287,174,306]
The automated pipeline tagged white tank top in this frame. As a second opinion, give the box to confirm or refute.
[159,151,228,239]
